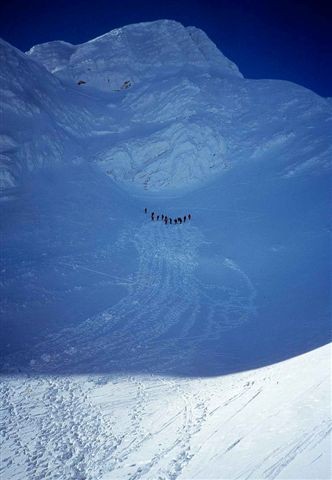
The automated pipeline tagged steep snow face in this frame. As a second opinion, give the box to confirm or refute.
[0,39,93,192]
[0,39,62,190]
[95,118,228,191]
[0,38,128,193]
[90,74,331,191]
[1,20,331,195]
[27,20,243,90]
[27,40,75,73]
[187,26,242,78]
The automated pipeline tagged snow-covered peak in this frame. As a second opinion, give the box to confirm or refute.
[187,26,242,78]
[26,20,242,90]
[1,22,331,195]
[27,40,75,73]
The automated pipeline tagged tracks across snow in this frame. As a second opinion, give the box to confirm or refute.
[91,375,210,480]
[3,219,256,375]
[1,345,330,480]
[0,216,266,480]
[0,376,120,480]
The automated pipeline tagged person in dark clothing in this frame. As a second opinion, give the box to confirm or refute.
[170,218,172,224]
[178,217,182,224]
[174,219,178,224]
[151,212,155,221]
[165,216,168,223]
[188,214,191,220]
[161,214,164,220]
[164,218,168,224]
[144,208,147,214]
[157,215,159,221]
[183,215,186,223]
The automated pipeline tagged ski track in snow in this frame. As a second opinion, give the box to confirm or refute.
[2,219,255,374]
[0,218,252,478]
[1,217,330,479]
[2,360,330,480]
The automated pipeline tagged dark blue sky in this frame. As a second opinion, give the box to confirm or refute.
[1,0,331,97]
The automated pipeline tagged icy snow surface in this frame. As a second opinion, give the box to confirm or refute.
[1,20,331,480]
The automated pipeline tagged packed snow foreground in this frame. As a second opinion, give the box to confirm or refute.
[1,20,331,480]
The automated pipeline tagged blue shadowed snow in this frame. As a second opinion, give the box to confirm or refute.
[1,159,330,376]
[0,21,331,377]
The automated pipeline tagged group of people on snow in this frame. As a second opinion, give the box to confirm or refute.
[144,208,191,225]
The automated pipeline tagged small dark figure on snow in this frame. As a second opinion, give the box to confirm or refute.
[170,218,172,224]
[188,214,191,220]
[178,217,182,224]
[151,212,155,221]
[161,214,164,220]
[183,216,186,223]
[157,215,159,221]
[174,219,178,224]
[144,208,147,214]
[164,218,168,225]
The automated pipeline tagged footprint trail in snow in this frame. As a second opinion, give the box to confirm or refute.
[3,219,256,375]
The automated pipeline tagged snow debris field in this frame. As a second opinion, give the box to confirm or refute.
[1,20,331,480]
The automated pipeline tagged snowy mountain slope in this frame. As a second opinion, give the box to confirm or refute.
[1,20,332,195]
[1,345,330,479]
[25,40,76,73]
[92,74,331,191]
[0,39,96,193]
[1,19,331,480]
[1,161,329,376]
[1,160,330,479]
[27,20,243,90]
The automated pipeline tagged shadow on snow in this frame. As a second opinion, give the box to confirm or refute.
[1,165,331,377]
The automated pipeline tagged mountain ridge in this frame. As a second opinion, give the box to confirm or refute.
[1,20,331,195]
[26,20,243,84]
